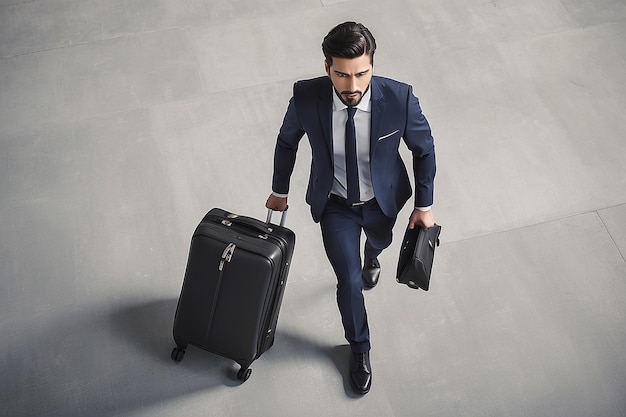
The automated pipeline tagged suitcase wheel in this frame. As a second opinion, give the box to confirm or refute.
[237,367,252,382]
[171,347,185,362]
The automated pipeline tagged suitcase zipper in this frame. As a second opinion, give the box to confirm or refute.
[218,243,236,271]
[206,242,236,343]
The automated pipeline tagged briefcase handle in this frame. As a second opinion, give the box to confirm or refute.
[266,207,288,227]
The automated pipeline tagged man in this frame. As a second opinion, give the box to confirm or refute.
[266,22,436,395]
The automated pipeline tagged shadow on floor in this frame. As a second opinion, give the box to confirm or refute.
[274,331,363,398]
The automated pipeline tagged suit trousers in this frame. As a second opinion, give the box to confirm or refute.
[320,196,397,353]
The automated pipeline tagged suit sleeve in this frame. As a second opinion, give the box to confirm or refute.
[403,86,436,208]
[271,89,306,195]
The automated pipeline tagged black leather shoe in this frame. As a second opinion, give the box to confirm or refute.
[350,351,372,395]
[362,258,380,289]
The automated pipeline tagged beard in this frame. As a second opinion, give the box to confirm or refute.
[340,91,362,106]
[334,84,370,107]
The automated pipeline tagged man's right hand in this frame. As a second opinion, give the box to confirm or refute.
[266,194,288,211]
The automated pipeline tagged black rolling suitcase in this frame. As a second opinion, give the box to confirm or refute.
[170,208,295,382]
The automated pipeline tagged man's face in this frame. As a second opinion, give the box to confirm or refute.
[325,53,373,107]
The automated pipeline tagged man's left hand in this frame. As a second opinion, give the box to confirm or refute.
[408,209,435,230]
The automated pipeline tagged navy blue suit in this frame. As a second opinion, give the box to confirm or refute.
[271,75,436,351]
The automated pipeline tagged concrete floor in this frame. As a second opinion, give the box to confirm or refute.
[1,0,625,416]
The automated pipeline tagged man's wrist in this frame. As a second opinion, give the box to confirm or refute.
[415,206,432,212]
[272,191,288,198]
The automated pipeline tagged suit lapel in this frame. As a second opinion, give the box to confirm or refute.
[318,81,333,152]
[370,77,385,155]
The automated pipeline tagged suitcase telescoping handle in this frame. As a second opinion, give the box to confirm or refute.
[266,208,287,227]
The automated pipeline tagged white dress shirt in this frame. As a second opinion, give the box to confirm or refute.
[330,87,375,202]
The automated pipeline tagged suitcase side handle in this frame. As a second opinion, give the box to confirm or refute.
[266,208,287,227]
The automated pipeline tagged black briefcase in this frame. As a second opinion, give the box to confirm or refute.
[396,224,441,291]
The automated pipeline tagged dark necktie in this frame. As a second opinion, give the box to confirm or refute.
[345,106,360,204]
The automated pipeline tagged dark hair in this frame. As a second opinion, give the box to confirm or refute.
[322,22,377,66]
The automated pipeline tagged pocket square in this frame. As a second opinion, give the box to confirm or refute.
[378,130,399,141]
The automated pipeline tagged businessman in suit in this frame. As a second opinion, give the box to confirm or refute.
[266,22,436,394]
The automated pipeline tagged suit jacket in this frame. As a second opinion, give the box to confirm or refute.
[272,75,436,223]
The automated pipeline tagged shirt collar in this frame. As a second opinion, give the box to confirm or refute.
[332,85,372,113]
